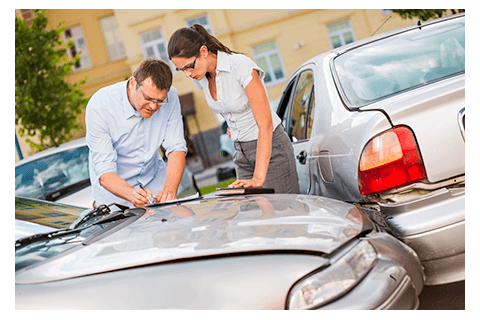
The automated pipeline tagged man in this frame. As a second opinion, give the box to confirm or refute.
[85,58,187,207]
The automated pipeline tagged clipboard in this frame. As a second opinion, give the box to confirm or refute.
[215,187,275,196]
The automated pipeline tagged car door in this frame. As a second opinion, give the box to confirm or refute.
[277,68,315,194]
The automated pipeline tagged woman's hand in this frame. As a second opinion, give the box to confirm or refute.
[229,176,264,189]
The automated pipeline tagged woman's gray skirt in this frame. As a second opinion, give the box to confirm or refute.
[233,124,300,194]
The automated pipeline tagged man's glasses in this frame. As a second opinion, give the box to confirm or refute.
[175,56,198,72]
[135,79,169,106]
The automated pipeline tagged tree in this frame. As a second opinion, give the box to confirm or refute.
[390,9,450,21]
[15,9,88,151]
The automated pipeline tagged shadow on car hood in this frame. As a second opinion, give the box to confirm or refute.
[16,194,373,284]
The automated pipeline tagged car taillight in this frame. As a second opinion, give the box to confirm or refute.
[358,126,426,196]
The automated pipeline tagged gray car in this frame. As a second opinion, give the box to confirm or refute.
[277,14,464,285]
[15,194,424,310]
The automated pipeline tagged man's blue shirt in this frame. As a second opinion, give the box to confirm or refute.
[85,79,187,206]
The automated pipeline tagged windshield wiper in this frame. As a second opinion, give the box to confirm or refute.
[45,178,91,202]
[15,227,84,249]
[69,202,130,229]
[16,203,138,250]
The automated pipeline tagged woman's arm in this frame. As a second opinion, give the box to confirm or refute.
[229,69,273,188]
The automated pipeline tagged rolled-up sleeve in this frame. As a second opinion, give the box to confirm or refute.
[162,91,187,157]
[235,55,266,89]
[85,99,118,180]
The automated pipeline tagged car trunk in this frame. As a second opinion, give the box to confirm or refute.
[360,77,466,284]
[362,75,465,184]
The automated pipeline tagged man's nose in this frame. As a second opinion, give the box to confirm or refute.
[185,70,193,78]
[147,101,159,110]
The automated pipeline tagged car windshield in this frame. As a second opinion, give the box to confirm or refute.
[333,17,465,108]
[15,146,90,200]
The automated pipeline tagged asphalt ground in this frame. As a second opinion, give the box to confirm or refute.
[418,280,465,310]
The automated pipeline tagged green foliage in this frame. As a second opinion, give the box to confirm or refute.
[15,9,88,151]
[391,9,448,21]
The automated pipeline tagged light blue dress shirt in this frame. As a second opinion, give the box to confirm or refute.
[85,79,187,207]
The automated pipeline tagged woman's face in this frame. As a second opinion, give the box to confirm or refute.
[171,46,209,81]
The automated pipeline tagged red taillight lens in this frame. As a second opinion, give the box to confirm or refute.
[358,126,426,196]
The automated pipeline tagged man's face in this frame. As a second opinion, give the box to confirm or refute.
[132,77,169,118]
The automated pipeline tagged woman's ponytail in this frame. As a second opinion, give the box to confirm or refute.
[168,23,239,60]
[190,24,239,55]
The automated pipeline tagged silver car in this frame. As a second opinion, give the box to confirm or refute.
[15,138,200,208]
[277,14,464,285]
[15,194,424,309]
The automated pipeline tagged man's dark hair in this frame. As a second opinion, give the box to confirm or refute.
[133,58,173,90]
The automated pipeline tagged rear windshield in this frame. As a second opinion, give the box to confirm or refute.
[333,17,465,108]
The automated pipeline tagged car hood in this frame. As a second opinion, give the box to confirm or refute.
[16,194,373,284]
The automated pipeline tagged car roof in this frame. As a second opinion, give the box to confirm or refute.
[294,13,465,74]
[15,138,87,167]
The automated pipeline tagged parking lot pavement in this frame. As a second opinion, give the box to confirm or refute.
[418,281,465,310]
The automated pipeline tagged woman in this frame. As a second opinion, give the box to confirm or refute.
[168,24,299,193]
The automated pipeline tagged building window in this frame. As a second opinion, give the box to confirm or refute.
[252,41,287,86]
[99,15,126,61]
[327,20,356,49]
[139,28,175,72]
[63,25,93,71]
[186,14,214,35]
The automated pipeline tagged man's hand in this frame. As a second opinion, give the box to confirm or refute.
[154,190,176,203]
[100,172,154,207]
[131,186,153,207]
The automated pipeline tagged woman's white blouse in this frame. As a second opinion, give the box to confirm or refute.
[192,52,281,142]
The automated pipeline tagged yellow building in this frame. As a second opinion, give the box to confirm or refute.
[15,9,131,161]
[16,9,418,168]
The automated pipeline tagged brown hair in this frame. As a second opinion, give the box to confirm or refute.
[133,58,173,90]
[168,24,239,60]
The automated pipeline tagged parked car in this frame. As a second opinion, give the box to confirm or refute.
[15,194,424,309]
[15,138,200,208]
[276,14,464,285]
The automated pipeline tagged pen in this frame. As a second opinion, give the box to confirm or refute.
[139,184,153,204]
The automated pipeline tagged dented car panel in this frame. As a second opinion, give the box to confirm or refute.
[379,187,465,285]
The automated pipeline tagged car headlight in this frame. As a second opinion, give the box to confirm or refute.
[287,240,377,310]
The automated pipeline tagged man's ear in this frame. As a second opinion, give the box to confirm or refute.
[129,76,137,88]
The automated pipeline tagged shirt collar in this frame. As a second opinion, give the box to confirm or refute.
[216,51,231,73]
[124,77,139,119]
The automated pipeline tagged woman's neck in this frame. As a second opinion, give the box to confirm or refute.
[206,52,217,76]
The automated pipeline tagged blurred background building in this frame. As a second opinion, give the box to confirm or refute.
[15,9,421,171]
